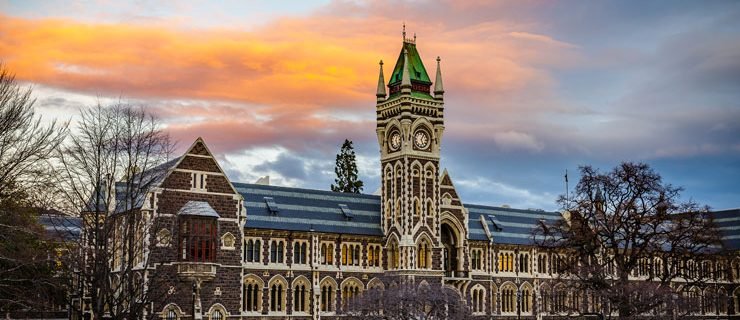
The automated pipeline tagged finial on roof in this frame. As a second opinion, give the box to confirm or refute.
[402,22,406,40]
[414,32,416,42]
[376,60,386,101]
[401,48,411,92]
[434,56,444,97]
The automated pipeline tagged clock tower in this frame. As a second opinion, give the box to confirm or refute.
[376,28,446,274]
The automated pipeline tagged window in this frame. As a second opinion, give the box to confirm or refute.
[519,253,530,273]
[209,309,223,320]
[388,241,399,269]
[341,243,361,266]
[498,252,514,272]
[538,254,548,274]
[367,245,381,267]
[321,242,334,265]
[553,286,567,313]
[192,173,207,190]
[270,282,285,312]
[293,241,307,265]
[243,276,262,312]
[320,282,335,312]
[244,239,261,263]
[293,280,309,313]
[270,240,285,263]
[521,285,533,313]
[471,249,483,270]
[163,305,180,320]
[471,286,485,313]
[417,240,431,269]
[341,281,362,307]
[166,309,177,320]
[178,217,216,262]
[501,284,516,313]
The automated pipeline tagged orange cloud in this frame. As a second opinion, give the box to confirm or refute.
[0,13,573,107]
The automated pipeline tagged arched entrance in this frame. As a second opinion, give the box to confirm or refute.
[441,223,459,277]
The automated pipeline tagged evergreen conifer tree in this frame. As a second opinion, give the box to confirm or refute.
[331,139,364,193]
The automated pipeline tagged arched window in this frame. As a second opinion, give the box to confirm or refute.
[269,279,286,312]
[554,285,567,313]
[538,254,547,274]
[243,276,263,312]
[540,285,551,314]
[161,304,181,320]
[520,284,533,314]
[471,249,483,270]
[417,239,431,269]
[388,240,399,269]
[209,309,223,320]
[501,283,516,314]
[342,244,348,265]
[353,245,360,266]
[320,280,336,312]
[733,288,740,316]
[341,279,363,307]
[718,288,728,315]
[293,278,310,313]
[471,286,486,314]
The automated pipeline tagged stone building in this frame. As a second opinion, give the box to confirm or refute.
[94,35,740,320]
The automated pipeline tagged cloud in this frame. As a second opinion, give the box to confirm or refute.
[492,130,544,152]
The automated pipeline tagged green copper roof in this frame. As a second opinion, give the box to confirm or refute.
[388,42,432,85]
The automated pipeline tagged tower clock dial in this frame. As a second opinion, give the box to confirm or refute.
[414,130,429,149]
[390,132,402,151]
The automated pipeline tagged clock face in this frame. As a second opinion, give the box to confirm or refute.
[390,132,401,151]
[414,130,429,149]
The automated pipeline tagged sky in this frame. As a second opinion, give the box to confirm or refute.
[1,0,739,211]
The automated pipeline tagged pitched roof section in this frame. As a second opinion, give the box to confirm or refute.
[237,183,382,236]
[467,204,561,245]
[710,208,740,251]
[388,42,431,86]
[235,182,739,250]
[178,201,220,218]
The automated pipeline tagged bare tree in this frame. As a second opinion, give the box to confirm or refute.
[536,162,723,319]
[345,278,471,320]
[55,102,174,320]
[0,63,67,316]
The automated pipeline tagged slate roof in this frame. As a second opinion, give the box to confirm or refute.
[710,208,740,251]
[38,213,82,242]
[179,201,220,218]
[466,204,561,245]
[237,182,560,245]
[237,183,383,236]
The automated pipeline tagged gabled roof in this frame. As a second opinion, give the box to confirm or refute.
[237,183,382,236]
[388,41,431,86]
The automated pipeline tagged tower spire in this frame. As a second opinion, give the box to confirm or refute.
[434,56,444,98]
[401,48,411,93]
[376,60,386,101]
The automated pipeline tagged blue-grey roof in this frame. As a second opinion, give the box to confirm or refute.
[466,204,561,245]
[236,183,560,243]
[178,201,220,218]
[38,213,82,241]
[710,209,740,251]
[237,183,383,236]
[235,183,740,250]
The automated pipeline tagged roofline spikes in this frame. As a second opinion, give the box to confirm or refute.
[402,23,416,44]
